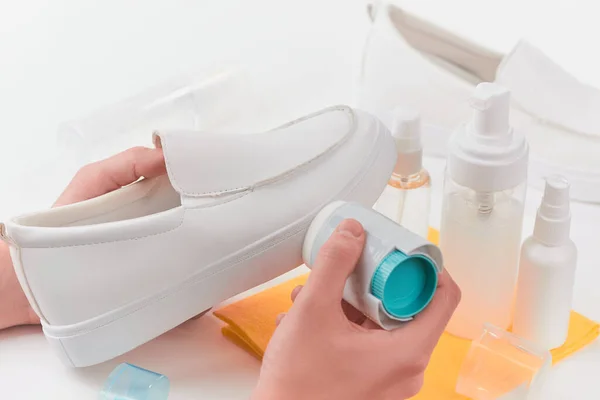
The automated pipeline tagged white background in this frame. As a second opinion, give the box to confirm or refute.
[1,0,599,398]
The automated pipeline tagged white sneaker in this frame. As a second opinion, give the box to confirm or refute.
[1,105,396,367]
[359,2,600,202]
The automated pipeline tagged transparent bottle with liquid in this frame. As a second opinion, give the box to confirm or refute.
[440,83,529,340]
[374,109,431,238]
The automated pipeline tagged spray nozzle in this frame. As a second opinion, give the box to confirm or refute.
[469,82,510,137]
[391,108,421,151]
[533,175,572,245]
[539,175,570,220]
[391,107,423,176]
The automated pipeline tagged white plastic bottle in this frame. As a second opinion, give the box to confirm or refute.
[303,201,443,330]
[439,83,529,339]
[374,109,431,238]
[513,176,577,349]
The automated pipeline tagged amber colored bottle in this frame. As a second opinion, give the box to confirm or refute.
[374,109,431,238]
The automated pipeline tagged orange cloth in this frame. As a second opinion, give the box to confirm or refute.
[213,228,600,398]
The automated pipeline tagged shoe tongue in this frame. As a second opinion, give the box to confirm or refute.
[496,40,600,138]
[152,106,354,197]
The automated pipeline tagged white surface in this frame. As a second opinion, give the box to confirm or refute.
[1,0,599,398]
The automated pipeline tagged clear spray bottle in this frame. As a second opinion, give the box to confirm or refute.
[374,109,431,238]
[439,83,529,340]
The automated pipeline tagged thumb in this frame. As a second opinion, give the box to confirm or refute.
[302,219,365,307]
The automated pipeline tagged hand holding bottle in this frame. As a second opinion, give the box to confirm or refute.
[252,219,461,400]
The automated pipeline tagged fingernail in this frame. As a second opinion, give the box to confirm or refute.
[337,219,364,238]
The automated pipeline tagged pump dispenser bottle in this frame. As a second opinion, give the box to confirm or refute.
[513,176,577,349]
[439,83,529,339]
[374,109,431,238]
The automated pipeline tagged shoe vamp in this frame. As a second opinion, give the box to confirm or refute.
[24,110,385,326]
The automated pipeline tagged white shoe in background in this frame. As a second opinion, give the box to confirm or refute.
[359,2,600,202]
[1,105,396,367]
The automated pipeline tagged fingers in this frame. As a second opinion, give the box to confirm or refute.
[360,318,382,330]
[302,219,365,307]
[55,147,166,206]
[401,269,461,350]
[291,285,303,302]
[341,300,367,325]
[276,313,286,326]
[291,284,372,327]
[278,285,304,326]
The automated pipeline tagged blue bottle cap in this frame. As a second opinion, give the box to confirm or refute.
[99,363,170,400]
[370,250,438,319]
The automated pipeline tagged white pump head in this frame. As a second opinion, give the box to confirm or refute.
[470,83,510,138]
[391,107,423,176]
[447,82,529,192]
[534,175,572,245]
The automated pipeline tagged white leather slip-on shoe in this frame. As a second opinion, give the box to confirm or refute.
[359,2,600,202]
[0,105,396,367]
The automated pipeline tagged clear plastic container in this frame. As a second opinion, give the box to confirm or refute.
[456,323,551,400]
[57,65,253,165]
[440,178,527,338]
[376,168,431,238]
[439,83,529,339]
[374,108,431,238]
[99,363,170,400]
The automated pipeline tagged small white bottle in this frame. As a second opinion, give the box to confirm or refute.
[513,176,577,349]
[374,109,431,238]
[303,201,443,330]
[439,83,529,339]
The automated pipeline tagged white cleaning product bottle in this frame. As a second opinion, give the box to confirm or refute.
[512,176,577,349]
[374,108,431,238]
[439,82,529,339]
[303,201,443,330]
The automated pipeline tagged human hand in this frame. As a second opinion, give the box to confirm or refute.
[54,146,166,207]
[253,219,461,400]
[0,147,166,330]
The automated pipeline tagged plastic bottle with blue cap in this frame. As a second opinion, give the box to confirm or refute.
[303,201,443,329]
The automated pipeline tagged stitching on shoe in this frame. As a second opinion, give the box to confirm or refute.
[182,189,252,209]
[160,105,356,197]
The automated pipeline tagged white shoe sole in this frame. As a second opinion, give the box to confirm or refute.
[41,118,396,367]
